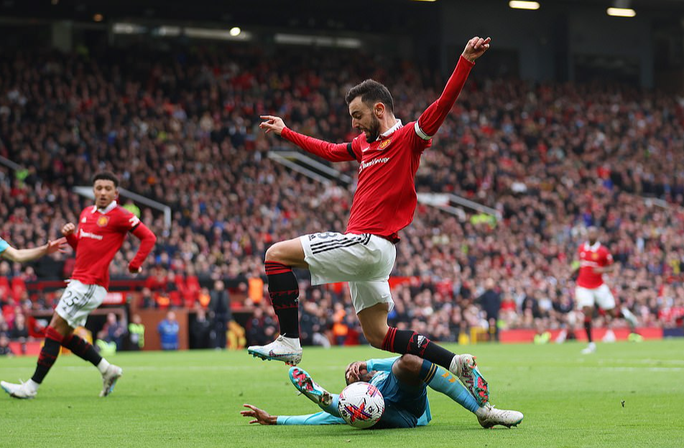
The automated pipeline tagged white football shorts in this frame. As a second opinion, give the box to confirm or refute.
[575,284,616,310]
[300,232,396,313]
[55,279,107,328]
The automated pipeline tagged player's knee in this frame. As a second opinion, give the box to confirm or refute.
[265,243,286,264]
[396,354,422,375]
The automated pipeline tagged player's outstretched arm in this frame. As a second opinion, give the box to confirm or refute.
[241,404,278,425]
[241,404,343,426]
[1,238,68,263]
[128,222,157,274]
[260,115,357,163]
[415,36,491,142]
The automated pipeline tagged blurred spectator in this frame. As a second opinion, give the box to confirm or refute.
[101,313,126,351]
[158,311,180,351]
[9,311,29,354]
[190,308,212,349]
[476,278,501,341]
[246,306,277,346]
[228,321,247,350]
[332,303,348,346]
[209,280,230,349]
[128,314,145,350]
[0,334,14,357]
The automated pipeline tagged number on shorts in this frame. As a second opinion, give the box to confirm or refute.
[63,290,76,307]
[315,232,338,240]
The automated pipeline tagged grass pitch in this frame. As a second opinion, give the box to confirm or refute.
[1,339,683,447]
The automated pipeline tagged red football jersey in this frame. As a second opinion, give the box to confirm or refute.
[344,121,430,239]
[577,242,613,289]
[280,56,476,241]
[68,202,142,288]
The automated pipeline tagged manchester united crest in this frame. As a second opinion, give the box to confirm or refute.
[97,216,110,227]
[592,253,598,260]
[378,139,392,150]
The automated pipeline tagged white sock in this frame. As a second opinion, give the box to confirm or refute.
[26,379,40,392]
[449,355,460,375]
[281,336,301,349]
[97,359,111,374]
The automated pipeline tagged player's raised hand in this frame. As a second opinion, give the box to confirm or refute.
[462,36,491,63]
[128,263,143,274]
[259,115,286,136]
[62,223,76,236]
[241,404,277,425]
[46,237,68,255]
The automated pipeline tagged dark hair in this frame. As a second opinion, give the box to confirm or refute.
[92,171,119,187]
[345,79,394,113]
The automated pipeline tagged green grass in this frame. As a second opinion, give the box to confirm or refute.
[1,340,683,447]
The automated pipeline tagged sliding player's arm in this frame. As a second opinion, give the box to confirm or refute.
[259,115,358,162]
[366,356,400,372]
[414,36,490,142]
[241,404,344,426]
[0,238,67,263]
[346,356,400,383]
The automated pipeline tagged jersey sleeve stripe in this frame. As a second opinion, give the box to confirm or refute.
[346,142,355,159]
[414,121,432,141]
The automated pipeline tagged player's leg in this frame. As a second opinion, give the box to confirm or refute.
[581,305,596,353]
[576,286,596,353]
[59,281,122,396]
[0,281,91,399]
[56,283,122,396]
[288,366,339,416]
[0,313,71,399]
[595,284,618,343]
[598,285,641,341]
[249,232,387,365]
[619,306,642,342]
[407,355,523,428]
[356,297,488,406]
[247,237,307,364]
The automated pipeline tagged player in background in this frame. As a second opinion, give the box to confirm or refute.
[0,237,67,263]
[573,226,639,354]
[241,354,523,429]
[1,172,157,399]
[250,36,491,406]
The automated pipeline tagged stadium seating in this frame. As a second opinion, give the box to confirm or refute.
[0,45,682,347]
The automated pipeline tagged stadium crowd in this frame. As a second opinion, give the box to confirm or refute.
[1,44,684,349]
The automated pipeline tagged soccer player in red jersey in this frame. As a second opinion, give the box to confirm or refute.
[574,226,639,354]
[1,172,157,399]
[249,37,492,406]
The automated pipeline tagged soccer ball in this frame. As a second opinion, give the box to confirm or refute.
[337,382,385,429]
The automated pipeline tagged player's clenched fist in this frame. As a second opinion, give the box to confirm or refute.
[62,223,76,236]
[462,36,491,63]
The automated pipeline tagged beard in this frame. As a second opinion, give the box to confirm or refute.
[365,115,381,141]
